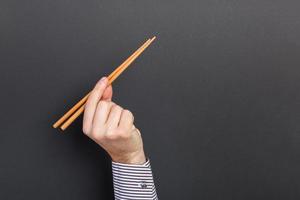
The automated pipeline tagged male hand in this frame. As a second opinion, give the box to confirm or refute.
[82,77,146,164]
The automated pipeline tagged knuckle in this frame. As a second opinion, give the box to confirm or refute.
[82,125,89,135]
[82,121,91,135]
[113,104,122,111]
[93,126,106,140]
[124,109,134,122]
[98,100,108,108]
[124,109,131,115]
[117,129,131,139]
[85,96,93,106]
[105,129,130,140]
[96,134,104,141]
[91,129,97,138]
[91,127,101,139]
[94,80,106,91]
[135,128,141,136]
[89,89,100,100]
[109,104,116,111]
[121,132,131,139]
[124,109,133,117]
[104,127,114,136]
[105,132,117,140]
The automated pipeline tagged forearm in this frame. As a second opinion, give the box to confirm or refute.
[112,160,158,200]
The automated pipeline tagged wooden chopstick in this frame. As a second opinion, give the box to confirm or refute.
[53,38,152,129]
[109,36,156,84]
[54,36,156,130]
[60,36,156,130]
[107,39,151,81]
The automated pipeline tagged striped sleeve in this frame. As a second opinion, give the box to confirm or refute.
[112,160,158,200]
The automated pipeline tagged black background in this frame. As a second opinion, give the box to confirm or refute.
[1,0,300,199]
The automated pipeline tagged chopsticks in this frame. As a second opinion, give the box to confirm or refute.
[53,36,156,131]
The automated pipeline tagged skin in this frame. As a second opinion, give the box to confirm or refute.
[82,77,146,164]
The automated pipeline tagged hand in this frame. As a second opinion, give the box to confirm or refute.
[82,77,146,164]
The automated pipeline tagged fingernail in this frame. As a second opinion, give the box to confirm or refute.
[100,77,106,82]
[95,77,107,88]
[100,77,107,85]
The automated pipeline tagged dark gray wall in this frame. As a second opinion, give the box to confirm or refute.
[1,0,300,199]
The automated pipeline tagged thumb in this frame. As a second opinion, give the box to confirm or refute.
[102,84,113,101]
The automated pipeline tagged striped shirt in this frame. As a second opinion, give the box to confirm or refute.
[112,160,158,200]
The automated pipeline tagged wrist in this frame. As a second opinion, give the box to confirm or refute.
[111,150,146,165]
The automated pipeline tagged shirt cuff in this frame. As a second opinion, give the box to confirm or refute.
[112,159,158,200]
